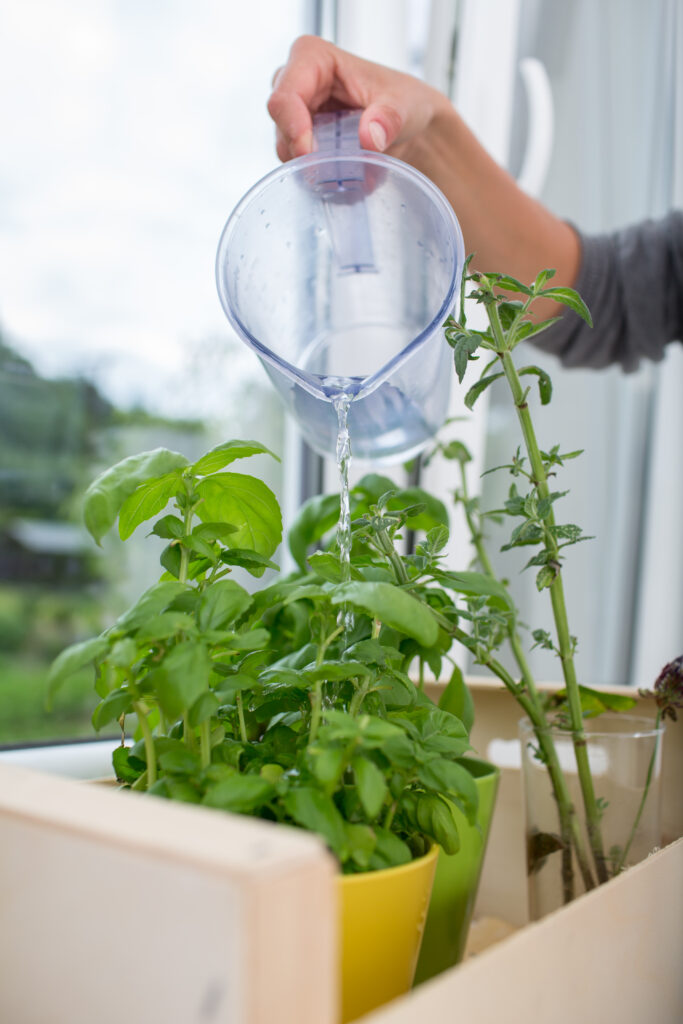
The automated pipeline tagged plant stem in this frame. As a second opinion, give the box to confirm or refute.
[199,719,211,769]
[383,799,398,831]
[178,499,195,585]
[376,528,410,585]
[349,677,371,717]
[309,623,346,745]
[184,712,196,751]
[309,680,324,744]
[436,565,593,892]
[614,710,663,873]
[489,303,608,883]
[132,701,156,788]
[236,692,248,744]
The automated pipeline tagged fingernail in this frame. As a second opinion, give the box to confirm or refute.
[293,128,313,156]
[368,120,387,151]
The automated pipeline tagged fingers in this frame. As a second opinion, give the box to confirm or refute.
[267,35,337,159]
[267,35,423,162]
[358,102,405,152]
[268,89,315,159]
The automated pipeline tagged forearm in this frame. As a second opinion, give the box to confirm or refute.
[395,101,580,318]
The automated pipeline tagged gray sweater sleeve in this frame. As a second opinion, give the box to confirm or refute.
[531,210,683,371]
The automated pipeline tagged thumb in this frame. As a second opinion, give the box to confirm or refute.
[358,103,404,152]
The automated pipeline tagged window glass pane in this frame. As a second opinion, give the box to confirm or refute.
[468,0,678,687]
[0,1,308,745]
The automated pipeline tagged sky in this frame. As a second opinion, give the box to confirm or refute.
[0,0,307,417]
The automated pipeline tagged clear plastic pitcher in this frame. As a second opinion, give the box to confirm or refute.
[216,110,465,462]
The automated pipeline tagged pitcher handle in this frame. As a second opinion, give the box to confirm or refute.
[312,109,363,154]
[311,110,376,274]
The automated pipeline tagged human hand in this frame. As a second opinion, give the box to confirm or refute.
[267,34,449,163]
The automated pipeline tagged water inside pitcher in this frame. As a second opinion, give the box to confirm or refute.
[215,110,465,462]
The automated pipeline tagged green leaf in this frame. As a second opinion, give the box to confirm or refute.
[83,448,189,544]
[417,758,479,823]
[92,687,133,731]
[192,440,279,476]
[425,796,461,855]
[213,672,259,699]
[307,551,347,582]
[228,627,270,651]
[343,822,377,871]
[538,286,593,325]
[119,471,185,540]
[219,548,279,577]
[433,570,514,610]
[281,583,328,606]
[459,254,474,323]
[498,300,525,330]
[352,756,387,819]
[344,639,401,669]
[439,439,472,464]
[377,671,418,709]
[438,663,474,735]
[159,543,182,578]
[151,515,185,539]
[136,612,197,643]
[287,492,341,571]
[501,521,544,550]
[203,774,275,813]
[536,565,557,591]
[493,274,533,296]
[112,745,144,784]
[158,744,201,775]
[116,582,189,632]
[513,317,562,345]
[47,635,109,705]
[554,684,637,718]
[519,365,553,405]
[449,330,482,383]
[388,488,449,531]
[183,531,219,562]
[304,660,371,683]
[188,690,220,727]
[368,829,413,871]
[108,637,137,667]
[537,491,569,519]
[198,580,252,631]
[351,473,397,505]
[311,746,346,788]
[424,525,450,555]
[283,787,347,856]
[196,472,282,557]
[464,371,505,411]
[329,582,438,647]
[156,642,211,718]
[534,268,556,290]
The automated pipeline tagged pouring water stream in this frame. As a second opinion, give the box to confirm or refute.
[333,392,354,638]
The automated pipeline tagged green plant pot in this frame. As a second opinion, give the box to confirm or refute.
[413,756,500,985]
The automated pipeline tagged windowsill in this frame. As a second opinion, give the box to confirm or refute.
[0,737,118,779]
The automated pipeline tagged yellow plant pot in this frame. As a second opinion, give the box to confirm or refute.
[338,844,439,1023]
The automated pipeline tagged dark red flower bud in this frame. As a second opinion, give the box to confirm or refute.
[648,655,683,722]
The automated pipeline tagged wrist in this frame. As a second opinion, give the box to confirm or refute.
[393,96,464,183]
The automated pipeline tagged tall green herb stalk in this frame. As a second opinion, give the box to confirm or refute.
[440,265,624,894]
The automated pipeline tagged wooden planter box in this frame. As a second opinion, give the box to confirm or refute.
[1,681,681,1024]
